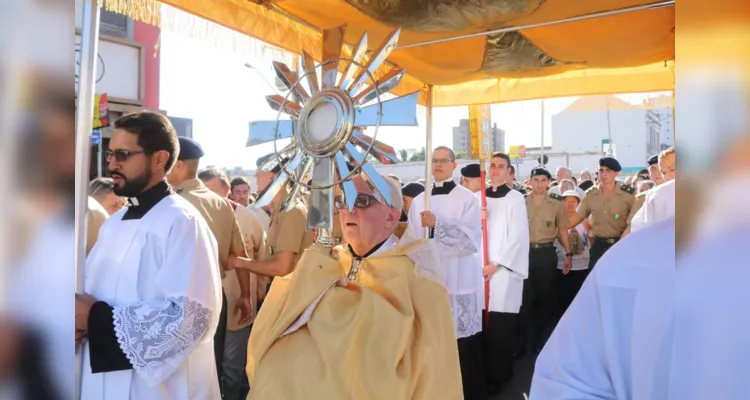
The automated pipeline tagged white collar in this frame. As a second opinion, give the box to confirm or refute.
[370,235,399,258]
[433,178,454,188]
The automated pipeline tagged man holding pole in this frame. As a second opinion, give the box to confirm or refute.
[480,152,530,395]
[406,146,485,400]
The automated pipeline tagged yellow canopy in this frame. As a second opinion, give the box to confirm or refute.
[112,0,675,106]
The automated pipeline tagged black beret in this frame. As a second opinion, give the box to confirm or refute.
[177,136,204,160]
[401,182,425,198]
[530,166,552,179]
[598,156,622,172]
[460,163,481,178]
[647,154,659,166]
[578,179,594,191]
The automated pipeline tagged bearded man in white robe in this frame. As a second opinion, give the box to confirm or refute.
[75,111,222,400]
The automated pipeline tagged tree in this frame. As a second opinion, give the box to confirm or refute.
[455,150,467,160]
[398,148,410,162]
[408,147,426,162]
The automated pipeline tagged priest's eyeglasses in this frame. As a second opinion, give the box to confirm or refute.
[105,149,146,162]
[334,193,382,210]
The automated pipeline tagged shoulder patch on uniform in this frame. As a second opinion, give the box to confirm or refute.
[548,193,563,201]
[620,183,635,195]
[585,186,597,195]
[636,191,647,199]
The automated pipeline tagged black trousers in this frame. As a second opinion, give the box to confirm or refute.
[214,289,228,391]
[589,238,618,270]
[457,333,487,400]
[520,246,558,348]
[556,269,589,318]
[482,312,518,389]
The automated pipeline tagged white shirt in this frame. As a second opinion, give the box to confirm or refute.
[631,179,675,233]
[82,193,222,400]
[481,185,530,313]
[555,224,590,271]
[407,179,483,339]
[531,217,675,400]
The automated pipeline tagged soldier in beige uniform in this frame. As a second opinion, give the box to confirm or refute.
[568,157,635,270]
[521,167,572,355]
[229,157,313,278]
[198,167,266,400]
[624,147,676,237]
[167,137,251,394]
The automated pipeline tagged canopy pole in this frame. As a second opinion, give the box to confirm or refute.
[397,0,674,50]
[540,99,545,166]
[423,85,434,238]
[74,1,101,398]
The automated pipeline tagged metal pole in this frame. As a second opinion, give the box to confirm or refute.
[423,86,434,238]
[75,1,101,398]
[97,140,103,177]
[396,0,674,50]
[606,96,613,155]
[540,99,545,166]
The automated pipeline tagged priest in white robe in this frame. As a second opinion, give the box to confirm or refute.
[76,111,222,400]
[480,152,530,394]
[530,217,675,400]
[407,146,485,400]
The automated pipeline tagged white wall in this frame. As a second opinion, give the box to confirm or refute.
[551,107,649,171]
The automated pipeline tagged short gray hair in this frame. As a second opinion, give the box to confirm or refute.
[556,166,572,177]
[381,174,403,212]
[89,178,115,203]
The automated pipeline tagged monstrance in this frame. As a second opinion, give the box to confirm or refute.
[248,25,419,246]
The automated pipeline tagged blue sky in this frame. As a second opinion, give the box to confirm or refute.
[159,22,662,170]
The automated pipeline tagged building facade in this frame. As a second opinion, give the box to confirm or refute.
[548,95,674,175]
[452,119,506,157]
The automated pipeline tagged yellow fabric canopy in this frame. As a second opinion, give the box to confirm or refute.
[112,0,675,106]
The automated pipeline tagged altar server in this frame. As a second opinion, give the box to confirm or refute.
[77,111,222,400]
[407,146,485,400]
[480,152,530,394]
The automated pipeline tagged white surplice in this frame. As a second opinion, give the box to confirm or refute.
[407,179,483,339]
[630,179,675,233]
[481,186,530,313]
[531,217,675,400]
[82,194,222,400]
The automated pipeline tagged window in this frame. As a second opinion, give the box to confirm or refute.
[100,9,129,38]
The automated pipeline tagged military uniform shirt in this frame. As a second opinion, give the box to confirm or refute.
[177,178,247,279]
[526,192,568,244]
[576,183,635,238]
[267,200,314,268]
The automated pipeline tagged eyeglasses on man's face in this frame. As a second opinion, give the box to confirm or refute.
[432,158,453,165]
[334,193,383,210]
[105,149,146,163]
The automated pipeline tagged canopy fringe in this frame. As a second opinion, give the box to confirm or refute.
[159,4,296,65]
[97,0,162,26]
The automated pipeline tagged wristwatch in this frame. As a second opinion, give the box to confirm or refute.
[565,252,573,257]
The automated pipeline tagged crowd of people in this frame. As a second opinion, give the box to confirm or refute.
[79,110,677,399]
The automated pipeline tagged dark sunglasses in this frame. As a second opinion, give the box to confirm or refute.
[334,193,381,210]
[105,149,146,162]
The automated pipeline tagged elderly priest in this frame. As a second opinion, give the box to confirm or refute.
[245,174,462,399]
